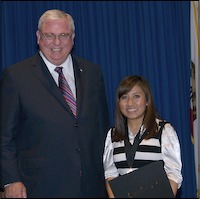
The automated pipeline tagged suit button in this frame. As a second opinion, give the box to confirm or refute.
[74,123,79,127]
[76,148,80,153]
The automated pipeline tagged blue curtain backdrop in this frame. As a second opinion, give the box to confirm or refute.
[1,1,197,197]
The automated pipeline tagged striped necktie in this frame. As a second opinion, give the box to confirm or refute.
[55,66,76,117]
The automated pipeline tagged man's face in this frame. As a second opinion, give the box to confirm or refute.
[36,18,75,66]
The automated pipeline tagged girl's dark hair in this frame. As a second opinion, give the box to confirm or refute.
[112,75,161,142]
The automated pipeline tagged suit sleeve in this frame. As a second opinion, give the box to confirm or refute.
[98,69,110,151]
[1,68,21,187]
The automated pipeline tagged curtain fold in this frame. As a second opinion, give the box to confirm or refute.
[1,1,196,197]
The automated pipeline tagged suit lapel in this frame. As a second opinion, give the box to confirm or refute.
[31,54,75,116]
[72,56,84,118]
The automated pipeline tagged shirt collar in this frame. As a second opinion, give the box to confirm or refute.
[39,51,73,74]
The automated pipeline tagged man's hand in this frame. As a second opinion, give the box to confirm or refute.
[4,182,27,198]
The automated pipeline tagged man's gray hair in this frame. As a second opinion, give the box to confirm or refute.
[38,9,75,32]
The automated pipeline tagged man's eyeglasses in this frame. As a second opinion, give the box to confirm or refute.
[39,30,72,41]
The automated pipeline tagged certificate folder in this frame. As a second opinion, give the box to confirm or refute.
[109,161,174,198]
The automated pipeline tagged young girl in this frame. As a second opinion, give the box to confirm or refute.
[103,75,182,198]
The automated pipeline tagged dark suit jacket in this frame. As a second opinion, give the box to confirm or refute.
[1,53,110,198]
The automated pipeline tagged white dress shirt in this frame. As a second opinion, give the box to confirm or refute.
[39,51,76,99]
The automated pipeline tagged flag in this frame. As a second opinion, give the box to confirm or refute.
[190,1,199,197]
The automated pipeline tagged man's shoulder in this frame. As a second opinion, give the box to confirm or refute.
[6,53,40,71]
[72,54,99,68]
[13,53,39,65]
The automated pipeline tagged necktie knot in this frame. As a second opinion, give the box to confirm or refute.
[54,66,63,74]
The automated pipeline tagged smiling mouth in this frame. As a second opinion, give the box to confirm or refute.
[52,48,61,52]
[127,108,137,112]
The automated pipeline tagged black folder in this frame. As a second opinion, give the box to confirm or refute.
[109,161,174,198]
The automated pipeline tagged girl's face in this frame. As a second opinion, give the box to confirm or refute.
[119,85,147,122]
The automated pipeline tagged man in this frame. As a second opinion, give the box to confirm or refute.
[1,9,110,198]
